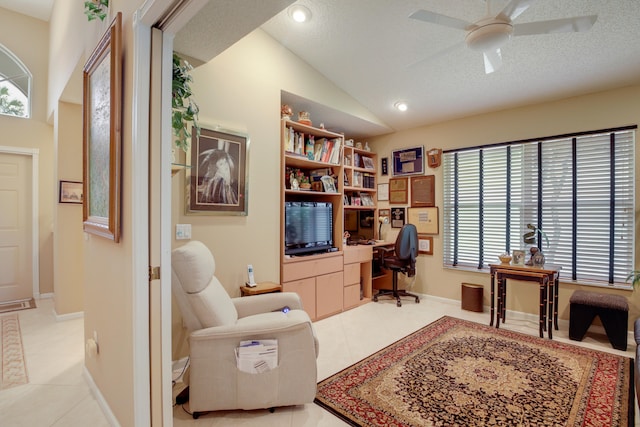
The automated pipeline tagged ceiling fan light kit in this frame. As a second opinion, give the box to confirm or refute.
[410,0,597,74]
[465,21,513,52]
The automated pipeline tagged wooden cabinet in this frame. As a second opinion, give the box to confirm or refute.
[282,253,344,320]
[343,145,378,239]
[343,245,373,309]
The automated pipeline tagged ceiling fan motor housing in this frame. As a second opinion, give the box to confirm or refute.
[465,20,513,51]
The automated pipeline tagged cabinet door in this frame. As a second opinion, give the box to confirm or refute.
[283,277,316,320]
[316,271,343,319]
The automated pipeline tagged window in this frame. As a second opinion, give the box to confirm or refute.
[0,44,31,118]
[443,126,636,287]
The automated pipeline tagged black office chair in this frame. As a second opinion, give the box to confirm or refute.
[373,223,420,307]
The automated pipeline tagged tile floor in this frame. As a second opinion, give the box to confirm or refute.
[1,295,637,426]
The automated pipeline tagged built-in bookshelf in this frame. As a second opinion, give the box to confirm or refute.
[343,144,378,238]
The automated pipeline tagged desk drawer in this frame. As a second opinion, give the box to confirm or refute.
[282,255,343,282]
[343,245,372,264]
[344,263,360,286]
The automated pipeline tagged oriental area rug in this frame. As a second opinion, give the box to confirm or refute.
[315,316,634,427]
[0,313,28,390]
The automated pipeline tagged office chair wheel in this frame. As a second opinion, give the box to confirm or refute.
[373,295,378,302]
[415,297,420,303]
[397,299,402,307]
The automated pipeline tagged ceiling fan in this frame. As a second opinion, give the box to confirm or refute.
[409,0,597,73]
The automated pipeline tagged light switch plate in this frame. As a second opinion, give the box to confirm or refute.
[176,224,191,240]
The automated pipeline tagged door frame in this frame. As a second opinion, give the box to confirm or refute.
[132,1,209,424]
[0,145,39,299]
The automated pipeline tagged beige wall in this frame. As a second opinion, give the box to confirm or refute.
[173,28,379,293]
[0,7,54,296]
[369,84,640,327]
[53,101,84,315]
[48,2,146,425]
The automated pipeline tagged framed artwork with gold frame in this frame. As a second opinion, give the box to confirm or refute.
[82,12,122,242]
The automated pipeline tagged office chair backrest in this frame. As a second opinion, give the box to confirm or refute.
[395,223,418,266]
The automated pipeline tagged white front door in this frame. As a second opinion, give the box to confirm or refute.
[0,152,32,302]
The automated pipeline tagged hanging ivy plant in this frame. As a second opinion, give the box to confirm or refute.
[84,0,109,22]
[172,53,200,151]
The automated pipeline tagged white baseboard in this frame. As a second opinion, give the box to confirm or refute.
[83,366,120,426]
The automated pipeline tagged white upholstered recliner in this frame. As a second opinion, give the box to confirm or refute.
[171,241,319,417]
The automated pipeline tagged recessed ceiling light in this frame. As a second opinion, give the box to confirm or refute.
[394,101,408,112]
[288,5,312,23]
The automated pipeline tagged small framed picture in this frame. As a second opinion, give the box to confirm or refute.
[59,181,83,204]
[377,183,389,201]
[362,156,375,170]
[418,235,433,255]
[391,207,405,228]
[321,175,337,193]
[512,250,525,266]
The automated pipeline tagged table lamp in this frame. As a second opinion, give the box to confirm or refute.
[378,216,389,240]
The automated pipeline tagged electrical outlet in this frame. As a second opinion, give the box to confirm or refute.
[176,224,192,240]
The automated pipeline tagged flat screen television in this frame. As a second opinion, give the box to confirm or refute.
[284,201,333,256]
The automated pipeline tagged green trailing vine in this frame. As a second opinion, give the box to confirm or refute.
[84,0,109,22]
[172,53,200,151]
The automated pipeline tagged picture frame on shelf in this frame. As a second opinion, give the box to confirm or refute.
[360,192,374,206]
[362,156,375,170]
[59,181,83,204]
[377,183,389,201]
[82,12,122,242]
[410,175,435,207]
[512,250,526,266]
[389,177,408,204]
[418,235,433,255]
[391,207,405,228]
[187,125,249,215]
[392,146,424,177]
[407,207,439,234]
[321,175,337,193]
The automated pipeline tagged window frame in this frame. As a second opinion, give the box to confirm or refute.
[442,126,637,289]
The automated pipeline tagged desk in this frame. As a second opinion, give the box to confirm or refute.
[372,241,394,290]
[489,264,561,338]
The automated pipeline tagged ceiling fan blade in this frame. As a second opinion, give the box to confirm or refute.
[513,15,597,36]
[407,41,465,69]
[483,49,502,74]
[409,9,472,31]
[497,0,535,21]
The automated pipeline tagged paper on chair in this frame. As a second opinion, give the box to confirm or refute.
[235,339,278,373]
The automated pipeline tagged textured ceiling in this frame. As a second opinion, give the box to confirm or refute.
[4,1,639,139]
[260,0,640,136]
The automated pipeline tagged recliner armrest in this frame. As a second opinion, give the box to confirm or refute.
[232,292,304,318]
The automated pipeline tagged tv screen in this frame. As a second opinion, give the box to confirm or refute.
[285,201,333,255]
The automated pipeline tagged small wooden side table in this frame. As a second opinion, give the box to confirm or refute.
[240,281,283,297]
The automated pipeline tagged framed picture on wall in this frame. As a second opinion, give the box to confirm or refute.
[418,235,433,255]
[407,207,439,234]
[59,181,83,204]
[82,12,122,242]
[187,125,249,215]
[392,146,424,177]
[410,175,435,207]
[389,177,408,204]
[391,207,405,228]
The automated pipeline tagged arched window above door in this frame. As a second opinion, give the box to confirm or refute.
[0,44,31,118]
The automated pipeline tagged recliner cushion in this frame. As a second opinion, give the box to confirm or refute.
[172,241,238,328]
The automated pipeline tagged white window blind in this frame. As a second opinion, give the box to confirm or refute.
[443,127,636,286]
